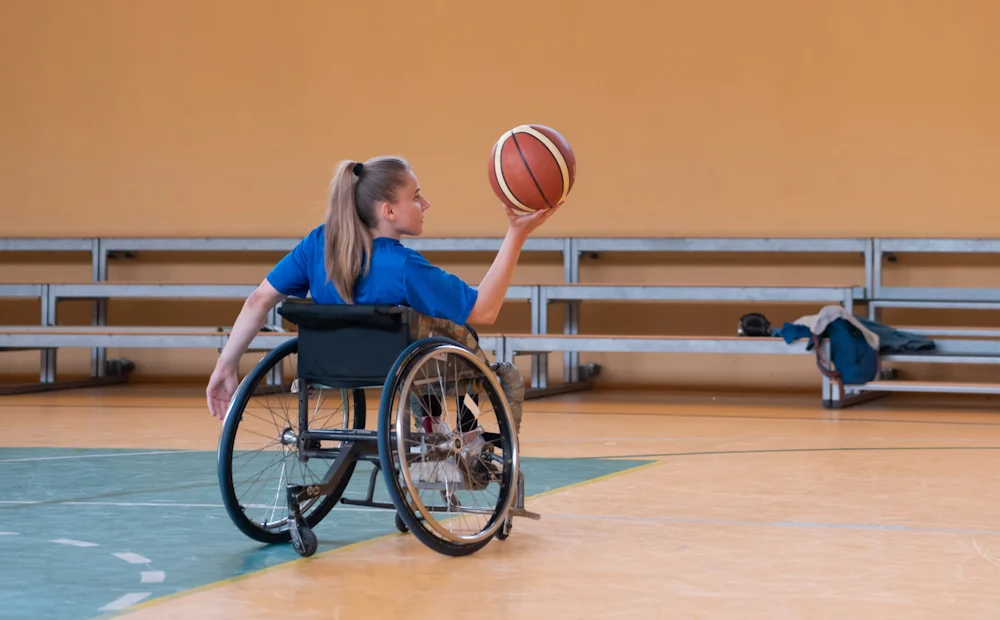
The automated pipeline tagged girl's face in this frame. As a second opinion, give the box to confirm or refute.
[385,169,430,237]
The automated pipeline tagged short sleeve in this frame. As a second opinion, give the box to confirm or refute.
[266,226,319,298]
[402,252,479,325]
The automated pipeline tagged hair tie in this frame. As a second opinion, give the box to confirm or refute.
[353,162,364,176]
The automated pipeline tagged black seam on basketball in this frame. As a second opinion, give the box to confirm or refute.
[497,147,533,212]
[530,132,566,202]
[499,137,539,211]
[510,132,553,209]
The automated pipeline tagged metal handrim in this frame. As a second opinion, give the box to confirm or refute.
[393,343,518,544]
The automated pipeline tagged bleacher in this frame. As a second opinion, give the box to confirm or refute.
[3,235,1000,407]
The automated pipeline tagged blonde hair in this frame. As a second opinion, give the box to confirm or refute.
[324,156,410,303]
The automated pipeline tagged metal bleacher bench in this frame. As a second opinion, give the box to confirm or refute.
[529,284,865,396]
[0,278,526,395]
[549,237,872,392]
[11,234,1000,408]
[0,324,504,395]
[839,239,1000,402]
[0,235,872,401]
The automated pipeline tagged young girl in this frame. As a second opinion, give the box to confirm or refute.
[205,155,561,426]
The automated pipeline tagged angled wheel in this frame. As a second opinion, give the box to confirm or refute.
[394,513,409,533]
[218,338,366,544]
[378,337,518,556]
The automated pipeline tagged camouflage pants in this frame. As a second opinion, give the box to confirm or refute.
[410,314,524,434]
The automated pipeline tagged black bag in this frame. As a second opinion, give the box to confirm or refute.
[738,312,772,337]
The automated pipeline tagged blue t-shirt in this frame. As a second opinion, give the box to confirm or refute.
[266,225,479,326]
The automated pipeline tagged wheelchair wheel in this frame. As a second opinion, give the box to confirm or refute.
[378,337,518,556]
[218,338,366,544]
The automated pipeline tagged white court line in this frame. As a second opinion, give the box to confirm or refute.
[140,571,166,584]
[99,592,152,612]
[0,532,19,535]
[50,538,99,547]
[522,435,1000,444]
[0,450,212,463]
[0,499,379,510]
[113,552,151,564]
[523,436,740,443]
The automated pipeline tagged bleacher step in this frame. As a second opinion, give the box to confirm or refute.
[850,380,1000,395]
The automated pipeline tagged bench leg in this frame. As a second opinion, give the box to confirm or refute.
[40,348,56,384]
[823,378,889,409]
[4,352,132,396]
[91,299,108,378]
[564,300,580,383]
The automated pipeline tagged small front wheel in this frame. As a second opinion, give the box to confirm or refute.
[293,525,318,557]
[394,513,409,534]
[495,517,513,540]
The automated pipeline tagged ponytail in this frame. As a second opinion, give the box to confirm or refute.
[323,156,410,303]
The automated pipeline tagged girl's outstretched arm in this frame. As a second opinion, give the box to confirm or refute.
[206,279,286,419]
[467,203,562,325]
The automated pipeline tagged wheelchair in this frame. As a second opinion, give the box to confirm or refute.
[216,299,539,558]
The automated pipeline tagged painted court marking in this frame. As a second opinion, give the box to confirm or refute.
[0,449,212,463]
[50,538,99,547]
[0,535,166,612]
[99,593,153,612]
[0,449,648,615]
[0,536,166,612]
[1,499,381,510]
[141,571,166,584]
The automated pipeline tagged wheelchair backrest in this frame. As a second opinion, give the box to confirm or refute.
[278,299,410,331]
[278,300,416,388]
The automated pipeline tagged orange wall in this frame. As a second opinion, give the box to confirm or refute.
[2,0,999,238]
[2,0,1000,391]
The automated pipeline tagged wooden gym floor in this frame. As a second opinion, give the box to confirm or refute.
[2,385,1000,619]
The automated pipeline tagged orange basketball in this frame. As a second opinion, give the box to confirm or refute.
[488,124,576,213]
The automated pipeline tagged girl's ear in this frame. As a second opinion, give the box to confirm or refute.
[377,201,395,221]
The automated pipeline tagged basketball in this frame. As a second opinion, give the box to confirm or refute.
[488,124,576,213]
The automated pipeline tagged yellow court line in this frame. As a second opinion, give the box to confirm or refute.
[101,458,664,619]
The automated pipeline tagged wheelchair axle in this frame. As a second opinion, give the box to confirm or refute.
[299,428,380,444]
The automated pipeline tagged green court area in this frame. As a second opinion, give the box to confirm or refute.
[0,448,651,620]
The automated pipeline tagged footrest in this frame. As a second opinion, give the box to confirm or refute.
[509,507,542,521]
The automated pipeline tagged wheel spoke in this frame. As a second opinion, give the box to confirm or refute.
[219,340,366,544]
[381,340,518,552]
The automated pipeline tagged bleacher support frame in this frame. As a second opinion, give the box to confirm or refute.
[843,239,1000,401]
[548,238,871,394]
[5,235,1000,407]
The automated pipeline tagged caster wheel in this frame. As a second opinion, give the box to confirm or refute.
[394,513,409,534]
[293,526,318,557]
[495,517,513,541]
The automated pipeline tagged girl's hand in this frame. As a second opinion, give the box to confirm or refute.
[505,202,563,237]
[206,361,239,420]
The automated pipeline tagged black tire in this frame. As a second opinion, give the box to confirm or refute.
[394,512,409,534]
[377,337,516,557]
[495,518,512,541]
[218,338,366,544]
[293,526,319,557]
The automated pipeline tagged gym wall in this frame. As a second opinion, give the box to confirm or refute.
[2,0,999,390]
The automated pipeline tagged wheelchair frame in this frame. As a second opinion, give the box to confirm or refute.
[217,300,539,558]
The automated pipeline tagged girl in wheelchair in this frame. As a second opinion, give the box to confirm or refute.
[206,155,561,433]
